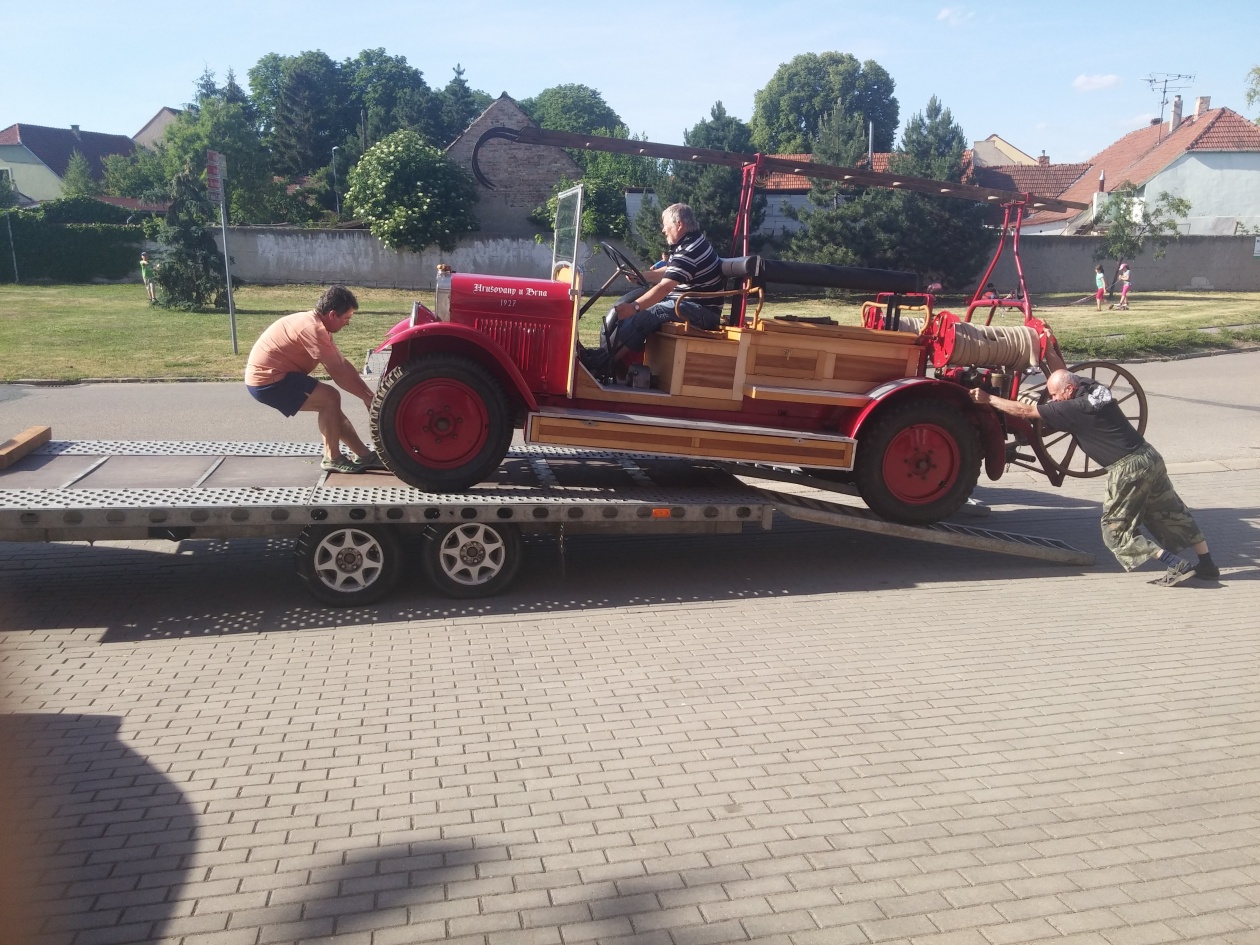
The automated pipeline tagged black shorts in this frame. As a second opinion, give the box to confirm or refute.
[247,372,318,417]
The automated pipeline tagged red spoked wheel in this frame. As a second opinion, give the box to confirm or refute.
[855,399,981,525]
[371,354,512,492]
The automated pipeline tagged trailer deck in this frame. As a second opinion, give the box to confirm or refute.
[0,439,1093,604]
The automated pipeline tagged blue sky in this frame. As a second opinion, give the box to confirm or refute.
[8,0,1258,164]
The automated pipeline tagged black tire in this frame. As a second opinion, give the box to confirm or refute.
[420,522,522,599]
[296,525,402,606]
[371,354,513,492]
[855,399,981,525]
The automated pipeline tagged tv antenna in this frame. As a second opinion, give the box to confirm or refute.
[1145,73,1195,141]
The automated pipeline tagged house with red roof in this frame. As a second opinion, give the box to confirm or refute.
[1000,96,1260,236]
[0,123,136,203]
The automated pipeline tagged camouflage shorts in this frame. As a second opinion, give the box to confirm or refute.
[1101,443,1204,571]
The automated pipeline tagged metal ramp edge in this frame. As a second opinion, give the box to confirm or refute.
[760,488,1095,566]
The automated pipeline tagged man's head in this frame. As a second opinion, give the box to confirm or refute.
[1047,369,1081,401]
[315,285,358,331]
[661,204,699,243]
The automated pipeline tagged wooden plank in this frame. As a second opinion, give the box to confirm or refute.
[0,426,51,470]
[744,386,871,407]
[756,318,925,346]
[526,414,855,468]
[572,360,743,411]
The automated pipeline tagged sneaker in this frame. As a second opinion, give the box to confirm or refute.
[352,450,387,470]
[1192,561,1220,581]
[320,454,363,474]
[1155,560,1194,586]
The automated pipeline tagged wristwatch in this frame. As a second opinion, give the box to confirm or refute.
[631,301,640,312]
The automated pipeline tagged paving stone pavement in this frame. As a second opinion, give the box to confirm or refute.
[2,461,1259,945]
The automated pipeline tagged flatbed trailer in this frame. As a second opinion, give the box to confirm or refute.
[0,437,1093,606]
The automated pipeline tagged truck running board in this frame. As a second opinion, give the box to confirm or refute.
[759,488,1094,566]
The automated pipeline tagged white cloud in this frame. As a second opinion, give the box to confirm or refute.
[1073,74,1121,92]
[936,7,973,26]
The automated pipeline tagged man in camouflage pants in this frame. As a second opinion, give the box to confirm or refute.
[971,369,1218,586]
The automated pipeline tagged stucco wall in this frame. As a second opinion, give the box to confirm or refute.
[216,227,1260,295]
[987,234,1260,293]
[0,146,61,201]
[217,227,622,290]
[1149,153,1260,236]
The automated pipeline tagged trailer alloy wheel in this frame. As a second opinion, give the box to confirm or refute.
[855,399,981,525]
[421,522,522,599]
[371,354,513,492]
[296,524,402,606]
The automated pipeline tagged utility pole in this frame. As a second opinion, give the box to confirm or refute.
[331,146,340,219]
[1145,73,1195,142]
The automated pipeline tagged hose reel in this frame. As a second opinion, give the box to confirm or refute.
[928,311,1041,370]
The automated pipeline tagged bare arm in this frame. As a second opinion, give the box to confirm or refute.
[324,350,375,408]
[970,387,1041,420]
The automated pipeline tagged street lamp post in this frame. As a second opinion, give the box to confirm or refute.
[331,146,340,219]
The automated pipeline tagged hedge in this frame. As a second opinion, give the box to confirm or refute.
[0,211,144,283]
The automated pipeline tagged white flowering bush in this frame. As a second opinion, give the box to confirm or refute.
[346,130,479,252]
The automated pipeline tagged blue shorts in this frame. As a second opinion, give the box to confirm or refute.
[247,372,318,417]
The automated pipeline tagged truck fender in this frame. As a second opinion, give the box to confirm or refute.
[848,377,1006,481]
[375,322,539,413]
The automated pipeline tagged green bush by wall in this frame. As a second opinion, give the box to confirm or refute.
[0,210,144,284]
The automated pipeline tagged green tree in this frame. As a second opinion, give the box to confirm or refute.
[102,146,169,202]
[153,169,229,310]
[0,173,17,209]
[1091,181,1191,264]
[164,70,300,225]
[790,97,992,290]
[653,102,764,255]
[61,150,100,197]
[346,129,479,252]
[750,52,899,154]
[345,48,436,150]
[433,64,491,147]
[1246,65,1260,115]
[268,52,353,176]
[519,84,622,137]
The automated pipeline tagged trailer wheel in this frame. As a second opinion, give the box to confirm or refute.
[855,399,981,525]
[296,525,402,606]
[372,354,513,492]
[421,522,522,599]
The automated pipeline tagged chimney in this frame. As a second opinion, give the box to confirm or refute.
[1168,95,1183,133]
[1038,151,1049,166]
[1194,96,1211,117]
[70,124,81,140]
[1098,169,1105,192]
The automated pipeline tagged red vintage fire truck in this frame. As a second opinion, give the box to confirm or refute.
[367,129,1146,526]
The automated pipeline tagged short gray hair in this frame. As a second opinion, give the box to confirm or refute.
[663,203,698,232]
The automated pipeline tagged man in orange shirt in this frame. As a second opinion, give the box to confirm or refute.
[245,285,382,473]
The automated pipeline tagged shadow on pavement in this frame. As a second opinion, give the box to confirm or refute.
[0,713,197,944]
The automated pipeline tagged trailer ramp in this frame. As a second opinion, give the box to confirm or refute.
[757,489,1093,566]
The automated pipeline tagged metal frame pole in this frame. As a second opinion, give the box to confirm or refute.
[4,211,17,284]
[219,192,236,353]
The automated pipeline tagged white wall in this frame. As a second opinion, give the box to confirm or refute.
[1149,153,1260,235]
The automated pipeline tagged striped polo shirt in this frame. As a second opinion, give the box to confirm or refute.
[663,231,724,312]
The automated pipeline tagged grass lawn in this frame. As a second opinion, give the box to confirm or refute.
[1,282,1258,382]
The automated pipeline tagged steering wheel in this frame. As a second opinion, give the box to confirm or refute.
[599,242,646,287]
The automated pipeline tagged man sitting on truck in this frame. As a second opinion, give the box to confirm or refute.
[579,203,724,379]
[245,285,384,474]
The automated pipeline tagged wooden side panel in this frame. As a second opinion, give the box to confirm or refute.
[572,359,743,412]
[527,414,855,469]
[747,320,925,391]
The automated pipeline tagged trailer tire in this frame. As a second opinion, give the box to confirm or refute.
[372,354,513,492]
[421,522,522,599]
[855,399,980,525]
[296,525,402,606]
